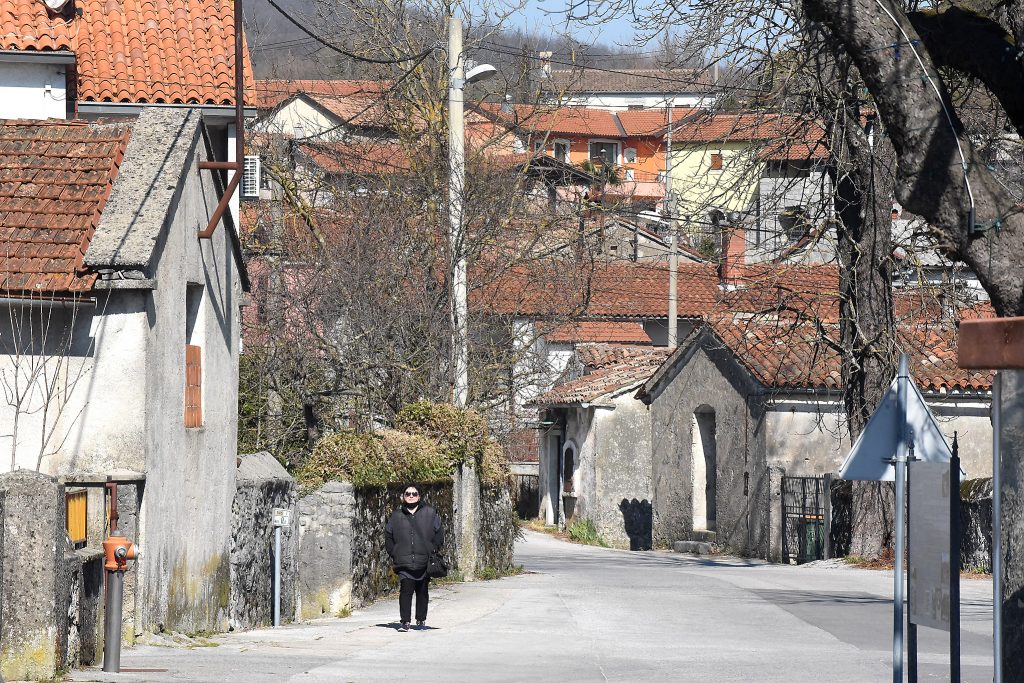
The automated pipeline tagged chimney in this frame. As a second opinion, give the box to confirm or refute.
[719,224,747,286]
[538,51,552,79]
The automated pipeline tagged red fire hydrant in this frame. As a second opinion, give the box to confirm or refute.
[102,535,139,672]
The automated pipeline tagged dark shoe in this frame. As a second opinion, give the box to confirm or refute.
[415,620,426,629]
[399,622,410,632]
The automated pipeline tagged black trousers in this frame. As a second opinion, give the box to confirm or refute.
[399,576,430,623]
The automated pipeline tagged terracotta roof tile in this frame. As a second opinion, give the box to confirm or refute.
[255,79,388,110]
[2,0,254,105]
[533,344,671,406]
[0,118,130,292]
[298,141,410,175]
[616,107,695,136]
[707,315,992,392]
[546,321,651,344]
[483,104,623,138]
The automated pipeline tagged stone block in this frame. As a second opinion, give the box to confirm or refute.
[230,453,298,630]
[672,540,716,555]
[0,471,64,682]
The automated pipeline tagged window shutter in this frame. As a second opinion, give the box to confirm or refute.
[185,344,203,427]
[710,153,724,171]
[66,489,87,548]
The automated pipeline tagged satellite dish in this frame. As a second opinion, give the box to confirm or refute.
[41,0,71,11]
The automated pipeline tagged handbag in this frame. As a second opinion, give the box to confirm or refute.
[410,511,448,578]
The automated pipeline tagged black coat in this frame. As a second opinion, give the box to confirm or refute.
[385,504,444,571]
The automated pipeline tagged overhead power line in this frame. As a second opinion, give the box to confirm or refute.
[263,0,437,65]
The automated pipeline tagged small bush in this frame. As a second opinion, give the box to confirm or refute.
[298,429,447,489]
[567,518,608,547]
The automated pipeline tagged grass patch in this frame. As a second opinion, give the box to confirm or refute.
[566,518,608,547]
[337,606,353,618]
[477,564,525,581]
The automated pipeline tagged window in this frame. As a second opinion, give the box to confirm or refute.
[624,169,635,181]
[242,155,261,197]
[553,141,570,163]
[562,447,575,493]
[533,139,544,153]
[623,147,637,164]
[184,284,204,428]
[709,153,724,171]
[628,104,645,110]
[589,141,619,166]
[66,489,87,549]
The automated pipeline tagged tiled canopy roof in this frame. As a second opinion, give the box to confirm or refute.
[1,0,254,105]
[0,118,130,292]
[533,344,671,406]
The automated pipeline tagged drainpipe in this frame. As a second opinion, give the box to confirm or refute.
[198,0,245,239]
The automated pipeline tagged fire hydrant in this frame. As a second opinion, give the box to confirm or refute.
[102,535,139,673]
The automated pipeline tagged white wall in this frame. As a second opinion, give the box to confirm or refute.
[0,62,67,120]
[254,98,343,140]
[556,94,716,110]
[764,394,992,478]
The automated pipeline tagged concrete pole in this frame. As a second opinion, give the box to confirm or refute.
[273,524,282,627]
[448,15,469,408]
[664,103,677,348]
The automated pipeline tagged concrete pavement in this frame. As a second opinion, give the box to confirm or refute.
[69,530,993,682]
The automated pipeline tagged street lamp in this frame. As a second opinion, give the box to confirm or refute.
[448,15,496,408]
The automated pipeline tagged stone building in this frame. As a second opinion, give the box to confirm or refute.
[0,108,247,641]
[636,316,993,559]
[531,345,670,549]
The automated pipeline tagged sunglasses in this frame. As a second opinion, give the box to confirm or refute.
[403,491,420,497]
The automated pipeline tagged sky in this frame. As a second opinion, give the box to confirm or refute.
[500,0,642,47]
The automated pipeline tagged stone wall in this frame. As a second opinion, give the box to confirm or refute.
[961,478,993,572]
[350,483,454,606]
[477,485,516,571]
[230,453,298,630]
[298,478,520,617]
[0,471,64,681]
[297,481,354,620]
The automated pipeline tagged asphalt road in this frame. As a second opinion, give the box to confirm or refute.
[69,530,994,682]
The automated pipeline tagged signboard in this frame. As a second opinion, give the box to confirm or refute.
[908,460,952,631]
[272,508,291,527]
[839,376,958,481]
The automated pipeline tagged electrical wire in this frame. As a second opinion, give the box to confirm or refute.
[263,0,437,65]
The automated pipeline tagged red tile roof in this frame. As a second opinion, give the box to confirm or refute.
[485,104,623,138]
[0,118,130,292]
[673,112,828,160]
[298,141,410,175]
[616,107,695,136]
[1,0,254,105]
[255,79,387,110]
[547,321,652,344]
[706,315,992,392]
[475,260,719,319]
[533,344,671,406]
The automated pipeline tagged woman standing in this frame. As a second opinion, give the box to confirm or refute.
[384,484,444,632]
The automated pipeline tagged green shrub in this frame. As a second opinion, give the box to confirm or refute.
[395,400,511,486]
[298,429,448,489]
[567,518,608,547]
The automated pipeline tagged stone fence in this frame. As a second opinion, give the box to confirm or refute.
[296,475,516,618]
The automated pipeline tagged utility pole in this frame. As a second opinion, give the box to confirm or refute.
[448,15,469,408]
[665,100,678,348]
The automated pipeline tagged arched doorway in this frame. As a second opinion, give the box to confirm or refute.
[691,406,717,532]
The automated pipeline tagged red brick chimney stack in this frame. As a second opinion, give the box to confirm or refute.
[719,224,747,286]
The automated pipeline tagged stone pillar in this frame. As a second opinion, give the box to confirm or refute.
[454,463,480,580]
[296,481,354,619]
[0,471,63,681]
[998,369,1024,675]
[767,466,785,563]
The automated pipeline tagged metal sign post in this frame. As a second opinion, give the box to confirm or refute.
[992,375,1002,683]
[892,354,909,683]
[951,433,961,683]
[272,507,291,627]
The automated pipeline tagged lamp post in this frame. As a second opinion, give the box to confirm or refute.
[447,15,496,408]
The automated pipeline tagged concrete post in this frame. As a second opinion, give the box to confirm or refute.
[454,464,480,579]
[0,471,63,682]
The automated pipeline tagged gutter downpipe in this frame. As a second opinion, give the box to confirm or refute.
[198,0,244,239]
